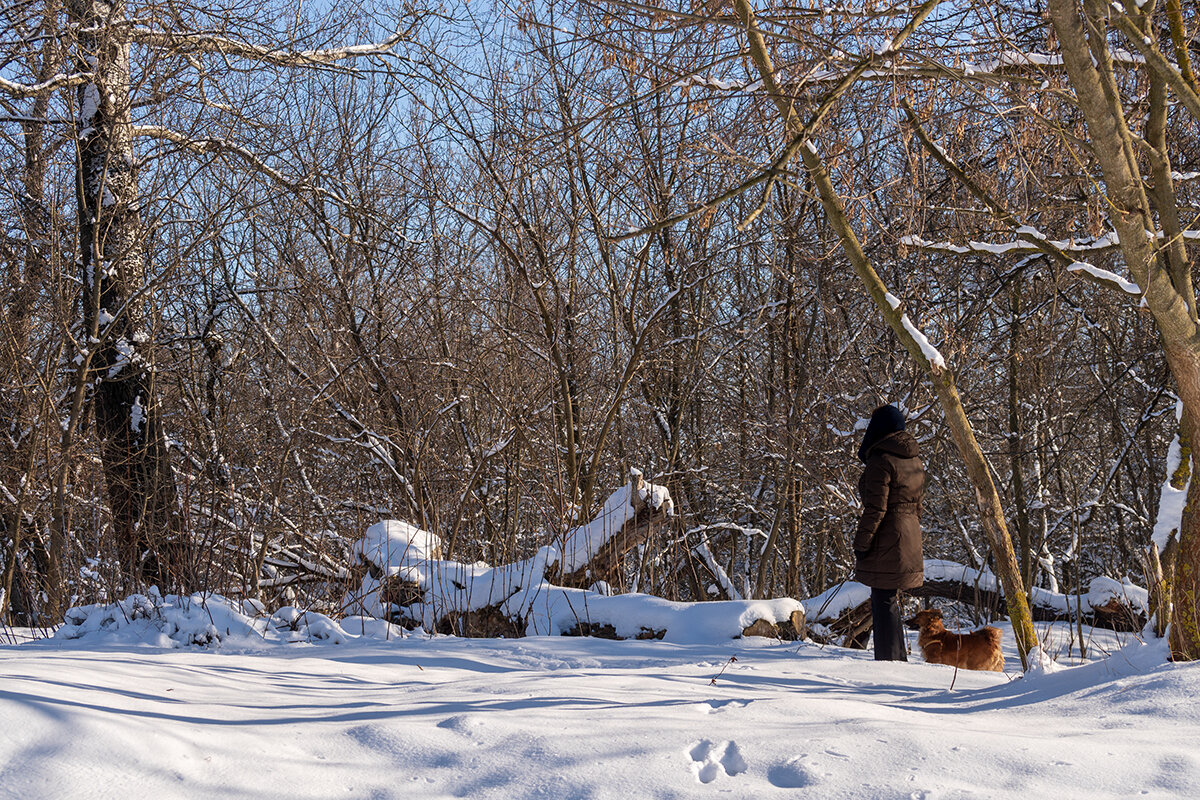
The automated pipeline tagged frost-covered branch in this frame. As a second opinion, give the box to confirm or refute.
[130,28,409,68]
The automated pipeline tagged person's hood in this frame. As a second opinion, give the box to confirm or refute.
[858,405,907,462]
[864,430,921,461]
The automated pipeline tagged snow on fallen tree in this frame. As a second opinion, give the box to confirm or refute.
[915,560,1148,632]
[801,582,874,648]
[341,470,805,642]
[553,468,674,587]
[802,560,1150,647]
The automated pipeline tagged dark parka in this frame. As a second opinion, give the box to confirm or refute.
[854,431,926,590]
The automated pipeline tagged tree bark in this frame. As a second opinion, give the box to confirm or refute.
[69,0,186,592]
[1048,0,1200,660]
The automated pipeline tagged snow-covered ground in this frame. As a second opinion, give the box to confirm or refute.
[1,616,1197,799]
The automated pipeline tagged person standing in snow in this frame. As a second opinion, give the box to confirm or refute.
[854,405,925,661]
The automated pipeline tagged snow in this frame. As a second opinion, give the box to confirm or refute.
[54,592,393,648]
[802,580,871,620]
[129,394,145,433]
[1067,260,1142,296]
[1152,401,1189,552]
[353,519,441,567]
[900,313,947,369]
[107,337,136,379]
[558,473,673,574]
[79,83,100,127]
[3,613,1197,799]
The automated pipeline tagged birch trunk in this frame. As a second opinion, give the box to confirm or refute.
[69,0,186,592]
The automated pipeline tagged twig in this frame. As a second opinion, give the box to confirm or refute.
[709,655,739,685]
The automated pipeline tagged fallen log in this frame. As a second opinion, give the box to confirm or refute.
[801,583,873,649]
[914,561,1147,633]
[742,610,808,641]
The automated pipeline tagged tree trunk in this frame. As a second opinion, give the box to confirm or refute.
[1047,0,1200,660]
[69,0,186,592]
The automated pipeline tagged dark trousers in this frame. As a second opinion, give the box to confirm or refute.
[871,588,907,661]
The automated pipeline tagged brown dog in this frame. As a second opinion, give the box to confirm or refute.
[905,609,1004,672]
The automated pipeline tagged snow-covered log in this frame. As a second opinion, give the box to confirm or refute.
[554,469,675,588]
[799,561,1149,644]
[913,560,1148,632]
[341,517,556,635]
[339,472,807,642]
[535,591,804,643]
[801,582,872,648]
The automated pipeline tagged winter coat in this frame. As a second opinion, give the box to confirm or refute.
[854,431,925,590]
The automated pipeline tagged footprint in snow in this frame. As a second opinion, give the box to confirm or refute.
[694,699,752,714]
[767,756,820,789]
[688,740,747,783]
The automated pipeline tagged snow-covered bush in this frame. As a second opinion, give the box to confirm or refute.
[55,591,406,649]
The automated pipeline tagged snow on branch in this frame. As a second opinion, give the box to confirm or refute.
[0,72,91,98]
[673,48,1148,96]
[902,231,1148,297]
[883,291,947,369]
[1066,261,1142,296]
[901,231,1123,257]
[131,28,409,67]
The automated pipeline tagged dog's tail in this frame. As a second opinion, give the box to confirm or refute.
[982,626,1002,647]
[983,626,1005,671]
